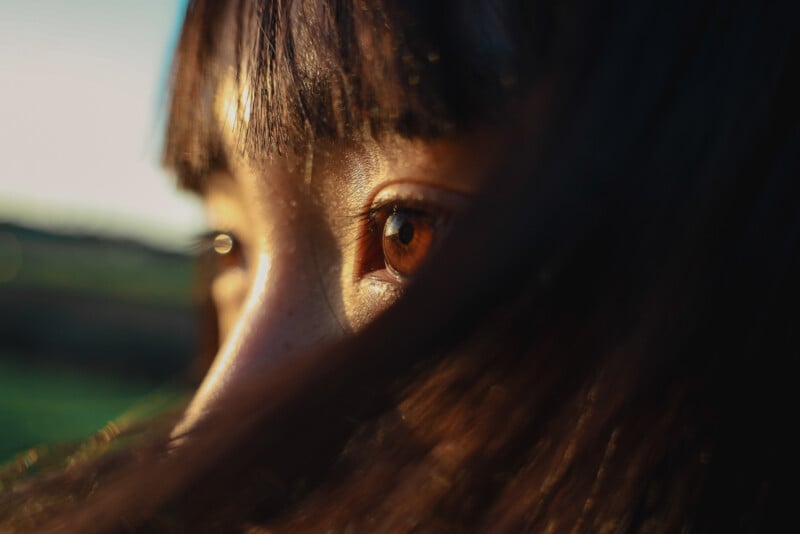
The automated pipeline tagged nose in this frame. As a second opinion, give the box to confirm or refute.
[177,198,341,435]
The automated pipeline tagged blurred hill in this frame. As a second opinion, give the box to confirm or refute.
[0,221,200,458]
[0,221,198,380]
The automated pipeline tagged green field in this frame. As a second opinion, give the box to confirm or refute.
[0,359,186,462]
[0,222,199,462]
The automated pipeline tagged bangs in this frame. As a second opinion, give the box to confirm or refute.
[164,0,557,189]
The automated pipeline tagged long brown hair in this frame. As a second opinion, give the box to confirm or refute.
[3,0,798,531]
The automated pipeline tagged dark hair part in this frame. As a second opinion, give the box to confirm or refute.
[3,0,799,532]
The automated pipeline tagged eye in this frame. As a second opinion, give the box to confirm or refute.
[196,230,244,275]
[357,183,469,283]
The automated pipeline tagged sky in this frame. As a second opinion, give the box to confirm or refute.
[0,0,206,250]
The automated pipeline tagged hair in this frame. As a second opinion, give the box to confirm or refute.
[163,0,564,189]
[2,0,798,532]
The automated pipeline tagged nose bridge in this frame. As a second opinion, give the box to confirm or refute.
[180,201,336,430]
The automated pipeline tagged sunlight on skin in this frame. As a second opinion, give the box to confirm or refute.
[174,61,505,438]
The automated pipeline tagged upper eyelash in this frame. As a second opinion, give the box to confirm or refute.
[349,202,392,237]
[352,199,436,227]
[346,206,384,253]
[192,230,221,255]
[349,201,435,249]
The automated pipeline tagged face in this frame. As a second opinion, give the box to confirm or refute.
[176,44,502,434]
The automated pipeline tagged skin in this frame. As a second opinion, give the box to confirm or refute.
[175,25,504,434]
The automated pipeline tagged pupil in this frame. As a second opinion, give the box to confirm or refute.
[398,221,415,245]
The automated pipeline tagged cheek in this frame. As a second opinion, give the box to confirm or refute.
[340,280,404,330]
[211,267,249,342]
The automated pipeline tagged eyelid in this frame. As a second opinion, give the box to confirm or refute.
[368,181,472,213]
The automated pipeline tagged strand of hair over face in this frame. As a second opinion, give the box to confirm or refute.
[163,0,558,190]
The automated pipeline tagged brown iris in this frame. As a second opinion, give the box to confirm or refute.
[382,210,436,278]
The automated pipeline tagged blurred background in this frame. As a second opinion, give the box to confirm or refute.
[0,0,207,461]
